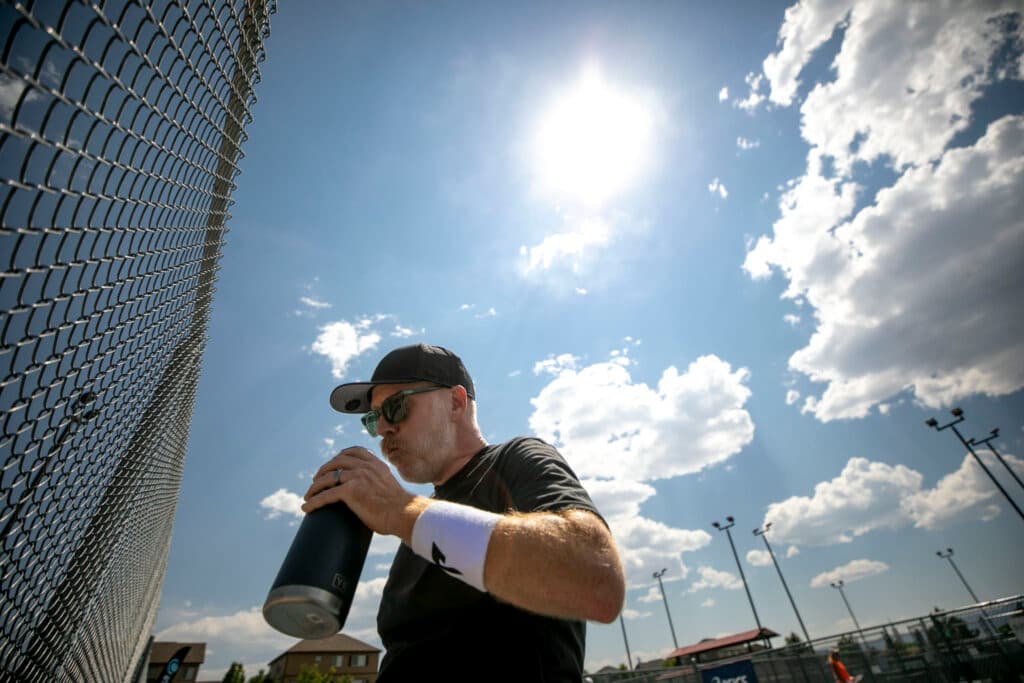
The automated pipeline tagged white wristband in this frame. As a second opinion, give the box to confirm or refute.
[410,500,500,592]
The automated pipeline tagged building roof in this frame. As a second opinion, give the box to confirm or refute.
[269,633,381,664]
[666,627,779,659]
[149,642,206,664]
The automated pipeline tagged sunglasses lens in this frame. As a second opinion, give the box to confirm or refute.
[361,412,379,437]
[381,394,408,424]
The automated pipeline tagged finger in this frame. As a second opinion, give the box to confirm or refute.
[313,446,374,478]
[301,484,348,514]
[304,468,356,500]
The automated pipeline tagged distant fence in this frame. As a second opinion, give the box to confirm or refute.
[591,595,1024,683]
[0,1,273,681]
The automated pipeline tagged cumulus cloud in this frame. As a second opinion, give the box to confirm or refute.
[689,566,743,592]
[736,71,767,111]
[786,546,800,558]
[743,1,1024,421]
[783,314,800,326]
[810,559,889,589]
[519,218,610,273]
[760,451,1024,545]
[702,598,716,608]
[311,318,382,379]
[529,355,755,482]
[259,489,303,520]
[903,449,1024,529]
[747,549,772,567]
[785,389,801,406]
[622,607,653,620]
[718,86,729,102]
[708,178,729,199]
[533,353,581,376]
[737,137,761,150]
[585,478,710,587]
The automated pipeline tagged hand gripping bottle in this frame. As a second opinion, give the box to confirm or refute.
[263,502,372,639]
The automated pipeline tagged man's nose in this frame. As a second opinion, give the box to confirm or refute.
[375,413,397,436]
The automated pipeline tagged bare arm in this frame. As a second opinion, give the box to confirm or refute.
[485,508,625,623]
[304,448,625,624]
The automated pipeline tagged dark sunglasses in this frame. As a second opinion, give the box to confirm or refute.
[361,385,447,437]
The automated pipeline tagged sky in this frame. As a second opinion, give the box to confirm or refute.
[152,1,1024,678]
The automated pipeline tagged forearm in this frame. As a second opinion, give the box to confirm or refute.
[397,498,625,623]
[484,509,625,623]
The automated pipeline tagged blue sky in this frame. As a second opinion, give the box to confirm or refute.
[153,1,1024,677]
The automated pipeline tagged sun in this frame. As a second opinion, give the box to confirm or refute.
[532,65,655,208]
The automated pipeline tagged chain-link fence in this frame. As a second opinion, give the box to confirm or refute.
[0,0,273,680]
[590,596,1024,683]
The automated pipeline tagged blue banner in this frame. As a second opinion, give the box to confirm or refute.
[699,658,759,683]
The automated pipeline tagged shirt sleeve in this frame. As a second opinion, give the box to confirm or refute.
[498,437,601,519]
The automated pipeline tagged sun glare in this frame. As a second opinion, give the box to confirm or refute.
[533,65,655,207]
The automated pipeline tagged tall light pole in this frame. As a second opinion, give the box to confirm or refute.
[968,428,1024,493]
[925,409,1024,522]
[618,613,634,670]
[754,522,811,644]
[653,568,679,650]
[830,580,862,632]
[713,516,764,634]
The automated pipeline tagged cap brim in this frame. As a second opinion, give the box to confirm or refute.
[329,379,413,413]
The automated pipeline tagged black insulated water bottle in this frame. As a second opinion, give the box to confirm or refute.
[263,502,373,639]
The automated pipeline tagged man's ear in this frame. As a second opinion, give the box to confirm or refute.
[450,385,469,414]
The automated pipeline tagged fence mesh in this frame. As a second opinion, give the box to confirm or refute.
[0,0,273,680]
[589,596,1024,683]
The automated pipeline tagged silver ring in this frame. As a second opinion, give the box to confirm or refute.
[334,469,341,486]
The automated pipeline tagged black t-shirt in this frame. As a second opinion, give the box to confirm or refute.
[376,437,601,682]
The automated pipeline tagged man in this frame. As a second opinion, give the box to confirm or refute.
[303,343,625,682]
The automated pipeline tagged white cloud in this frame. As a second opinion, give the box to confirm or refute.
[785,389,801,406]
[637,585,664,604]
[475,307,497,319]
[810,559,889,589]
[747,549,772,567]
[718,86,729,102]
[701,598,716,608]
[585,478,710,588]
[786,546,800,558]
[689,566,743,592]
[533,353,581,376]
[761,451,1024,545]
[783,314,800,326]
[708,178,729,199]
[575,287,588,295]
[761,457,922,546]
[737,137,761,150]
[529,355,754,482]
[260,489,303,520]
[519,218,610,273]
[622,607,652,620]
[155,607,294,679]
[508,369,522,377]
[311,319,382,379]
[744,2,1024,421]
[299,296,331,309]
[390,325,416,338]
[903,449,1024,529]
[735,71,767,111]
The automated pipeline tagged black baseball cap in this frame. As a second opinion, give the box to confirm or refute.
[329,343,475,413]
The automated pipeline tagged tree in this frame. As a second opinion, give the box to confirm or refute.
[247,670,270,683]
[222,662,245,683]
[295,666,352,683]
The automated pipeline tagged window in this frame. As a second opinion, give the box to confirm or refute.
[182,667,195,681]
[314,655,322,664]
[333,655,344,667]
[350,654,368,667]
